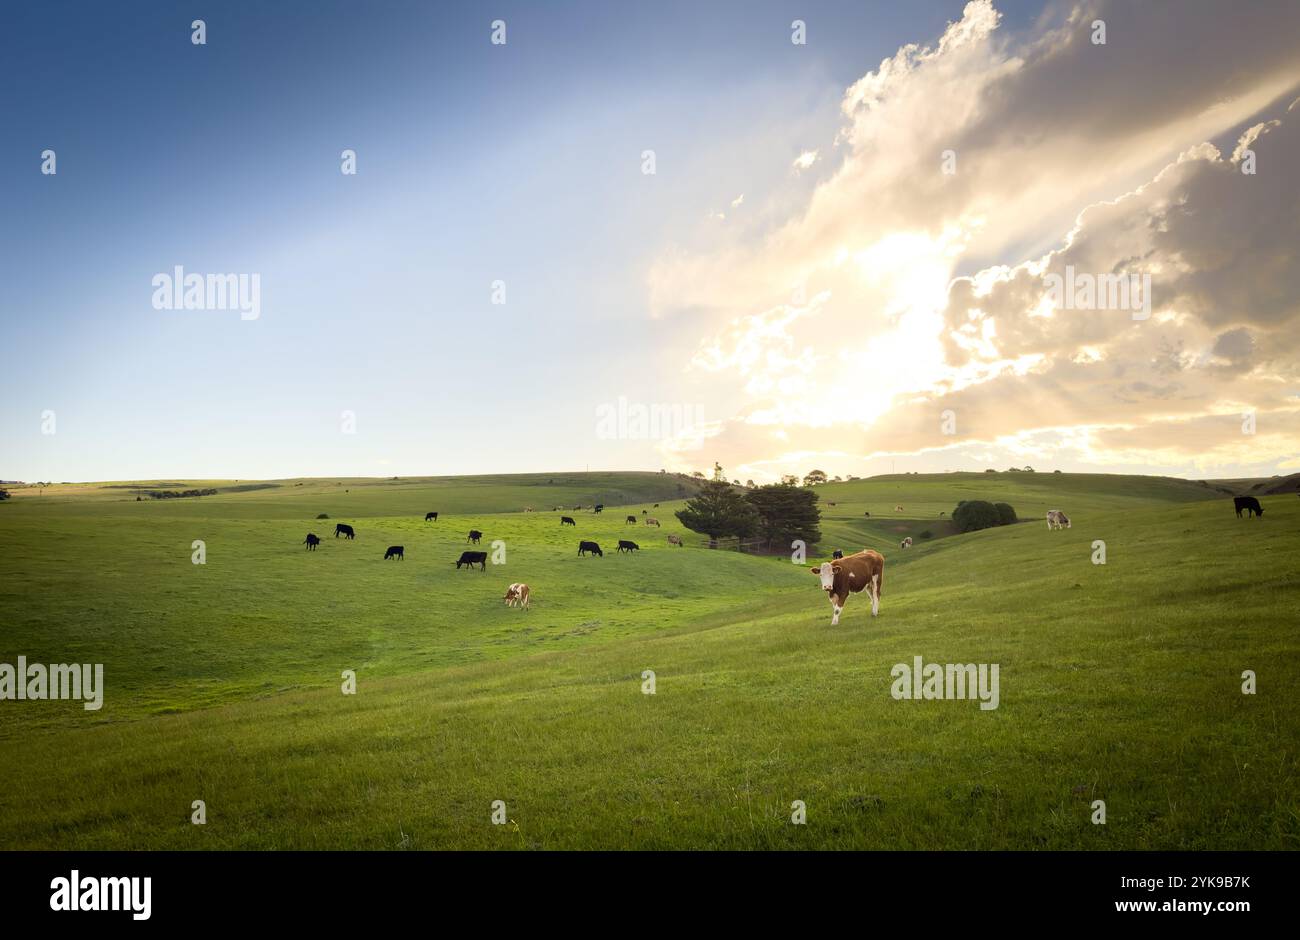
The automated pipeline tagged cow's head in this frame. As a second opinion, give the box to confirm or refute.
[810,562,841,592]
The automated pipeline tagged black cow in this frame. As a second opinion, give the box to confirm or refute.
[594,504,604,513]
[832,549,843,559]
[425,512,438,522]
[626,515,637,524]
[578,541,603,557]
[335,523,355,539]
[653,503,659,507]
[384,545,404,560]
[642,509,647,515]
[863,511,870,517]
[617,540,639,552]
[1234,496,1264,518]
[456,551,488,571]
[560,516,576,526]
[467,530,483,544]
[304,533,321,551]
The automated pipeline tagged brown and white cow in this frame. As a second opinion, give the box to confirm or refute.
[810,549,884,625]
[503,582,531,608]
[900,537,913,549]
[894,505,904,512]
[645,517,661,527]
[667,534,683,546]
[1046,509,1071,530]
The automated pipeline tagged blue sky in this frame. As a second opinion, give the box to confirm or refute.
[3,1,1296,482]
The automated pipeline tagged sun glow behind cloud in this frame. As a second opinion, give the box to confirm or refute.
[648,0,1300,482]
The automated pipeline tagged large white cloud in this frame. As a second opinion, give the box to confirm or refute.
[647,0,1300,481]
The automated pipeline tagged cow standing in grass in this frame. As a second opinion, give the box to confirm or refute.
[645,517,660,527]
[810,550,884,624]
[1234,496,1264,518]
[425,512,438,522]
[1046,510,1071,530]
[384,545,404,560]
[303,533,321,551]
[667,534,683,547]
[504,583,531,608]
[900,537,912,549]
[335,523,355,539]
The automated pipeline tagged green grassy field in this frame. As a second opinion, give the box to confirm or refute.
[1,471,1296,849]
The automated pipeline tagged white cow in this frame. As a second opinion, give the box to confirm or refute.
[900,537,913,549]
[503,582,531,608]
[1046,510,1071,530]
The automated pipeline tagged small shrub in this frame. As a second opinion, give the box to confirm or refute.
[316,513,329,519]
[952,500,1001,533]
[994,502,1018,525]
[919,530,933,540]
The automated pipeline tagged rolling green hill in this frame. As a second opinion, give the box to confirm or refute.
[1,471,1296,849]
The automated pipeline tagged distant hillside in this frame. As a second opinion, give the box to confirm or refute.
[1207,473,1300,496]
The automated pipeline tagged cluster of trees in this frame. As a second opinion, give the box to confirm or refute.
[686,468,858,488]
[675,479,822,545]
[141,488,218,500]
[951,500,1018,533]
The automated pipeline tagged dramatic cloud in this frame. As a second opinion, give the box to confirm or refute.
[647,0,1300,481]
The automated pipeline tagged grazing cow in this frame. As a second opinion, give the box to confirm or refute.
[900,537,913,549]
[303,533,321,551]
[425,512,438,522]
[560,516,576,526]
[594,504,604,513]
[456,550,488,571]
[827,501,836,507]
[810,549,885,624]
[384,545,404,561]
[617,540,639,552]
[504,582,531,608]
[667,534,683,547]
[653,503,659,508]
[578,540,603,557]
[334,523,355,539]
[626,515,637,524]
[864,511,871,517]
[938,511,945,517]
[1233,496,1264,518]
[467,530,483,544]
[832,550,844,559]
[1046,510,1071,530]
[894,505,903,512]
[523,507,534,513]
[645,517,661,527]
[642,509,647,515]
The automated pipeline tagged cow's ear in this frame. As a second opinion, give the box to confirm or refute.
[831,565,843,575]
[809,566,821,574]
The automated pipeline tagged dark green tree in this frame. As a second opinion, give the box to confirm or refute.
[675,480,759,540]
[952,499,1002,532]
[994,502,1018,526]
[745,483,822,547]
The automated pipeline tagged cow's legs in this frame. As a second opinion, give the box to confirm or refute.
[870,575,880,617]
[829,594,842,626]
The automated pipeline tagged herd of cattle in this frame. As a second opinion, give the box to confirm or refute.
[302,493,1275,625]
[298,504,685,609]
